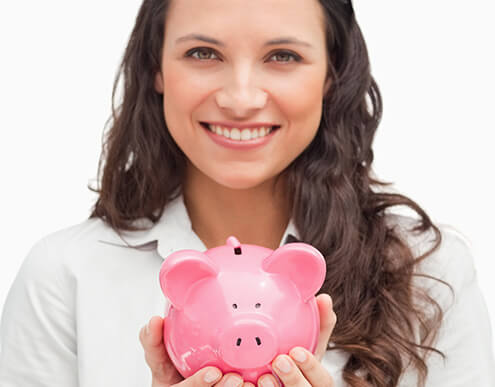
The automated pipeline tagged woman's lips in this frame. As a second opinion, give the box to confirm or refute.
[200,122,279,150]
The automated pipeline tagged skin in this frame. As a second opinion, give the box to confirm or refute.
[140,294,337,387]
[154,0,331,250]
[144,0,336,386]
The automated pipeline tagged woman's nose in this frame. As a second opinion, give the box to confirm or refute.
[215,72,268,117]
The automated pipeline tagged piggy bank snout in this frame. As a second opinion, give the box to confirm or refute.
[219,318,278,369]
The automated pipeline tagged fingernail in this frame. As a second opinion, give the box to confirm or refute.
[260,377,275,387]
[291,348,307,363]
[145,319,151,335]
[274,356,292,373]
[225,375,243,387]
[204,369,221,383]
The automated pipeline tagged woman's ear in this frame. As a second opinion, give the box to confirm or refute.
[154,71,164,94]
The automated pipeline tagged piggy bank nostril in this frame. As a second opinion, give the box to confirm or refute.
[235,337,262,346]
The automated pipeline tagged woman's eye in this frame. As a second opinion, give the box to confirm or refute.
[186,47,219,61]
[268,51,302,63]
[185,48,301,64]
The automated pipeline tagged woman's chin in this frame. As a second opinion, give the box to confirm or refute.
[212,176,271,191]
[206,169,283,191]
[186,160,283,191]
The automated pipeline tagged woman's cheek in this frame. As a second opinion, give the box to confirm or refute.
[162,65,216,132]
[272,67,325,107]
[275,78,325,134]
[163,65,212,104]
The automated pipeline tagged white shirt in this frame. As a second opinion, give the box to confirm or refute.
[0,194,494,386]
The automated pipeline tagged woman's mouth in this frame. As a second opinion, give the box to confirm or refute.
[200,122,280,142]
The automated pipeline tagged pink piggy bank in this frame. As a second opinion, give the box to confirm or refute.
[159,236,326,384]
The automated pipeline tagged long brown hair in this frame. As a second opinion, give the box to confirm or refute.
[89,1,451,385]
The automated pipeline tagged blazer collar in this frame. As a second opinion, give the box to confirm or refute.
[97,194,300,259]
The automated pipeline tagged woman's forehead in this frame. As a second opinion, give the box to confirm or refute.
[164,0,326,44]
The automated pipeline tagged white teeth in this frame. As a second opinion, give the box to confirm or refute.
[241,129,251,140]
[207,124,275,141]
[230,128,241,140]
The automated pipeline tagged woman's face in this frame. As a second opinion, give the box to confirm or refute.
[156,0,329,190]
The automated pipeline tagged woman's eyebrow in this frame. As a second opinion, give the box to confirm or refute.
[175,33,313,48]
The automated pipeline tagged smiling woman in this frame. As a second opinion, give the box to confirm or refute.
[154,0,329,194]
[0,1,494,387]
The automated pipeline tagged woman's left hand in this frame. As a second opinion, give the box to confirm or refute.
[253,294,337,387]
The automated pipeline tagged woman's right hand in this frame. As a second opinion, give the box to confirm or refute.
[139,316,253,387]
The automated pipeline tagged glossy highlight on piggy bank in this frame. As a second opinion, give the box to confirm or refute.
[159,236,327,383]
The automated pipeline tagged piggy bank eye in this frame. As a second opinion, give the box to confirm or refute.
[255,303,261,308]
[232,303,238,309]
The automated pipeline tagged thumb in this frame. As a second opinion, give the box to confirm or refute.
[314,294,337,361]
[139,315,182,385]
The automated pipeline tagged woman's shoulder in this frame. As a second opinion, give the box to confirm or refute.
[16,217,118,284]
[40,216,116,251]
[385,213,477,307]
[386,214,495,385]
[2,218,108,329]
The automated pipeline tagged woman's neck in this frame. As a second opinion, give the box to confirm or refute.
[182,165,291,250]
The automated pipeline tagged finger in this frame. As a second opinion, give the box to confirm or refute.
[243,382,256,387]
[270,354,310,387]
[213,372,244,387]
[176,367,223,387]
[139,316,181,384]
[289,347,334,387]
[257,374,279,387]
[314,294,337,361]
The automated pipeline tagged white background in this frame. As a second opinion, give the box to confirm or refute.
[1,0,494,352]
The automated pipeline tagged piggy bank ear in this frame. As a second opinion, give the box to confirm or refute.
[262,243,326,302]
[159,250,219,310]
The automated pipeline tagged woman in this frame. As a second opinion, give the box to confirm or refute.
[0,0,493,386]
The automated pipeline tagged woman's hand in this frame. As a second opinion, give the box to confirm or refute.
[139,293,335,387]
[139,316,248,387]
[256,294,337,387]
